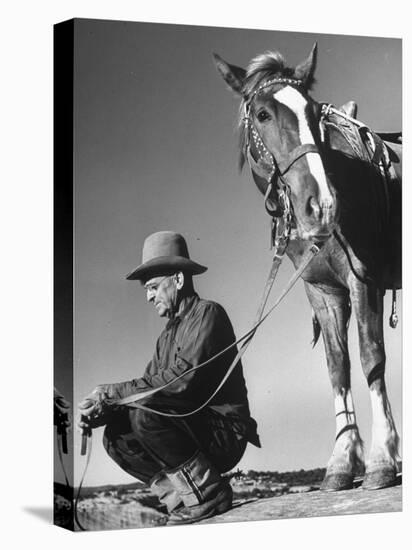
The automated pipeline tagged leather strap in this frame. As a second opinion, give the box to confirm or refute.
[247,147,275,180]
[74,433,92,531]
[247,142,320,179]
[335,423,358,442]
[277,143,320,175]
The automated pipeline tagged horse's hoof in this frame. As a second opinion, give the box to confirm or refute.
[362,466,397,490]
[320,473,354,492]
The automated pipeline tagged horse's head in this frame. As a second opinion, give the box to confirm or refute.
[214,43,336,243]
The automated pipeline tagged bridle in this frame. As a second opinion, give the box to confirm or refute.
[242,77,321,233]
[243,76,322,175]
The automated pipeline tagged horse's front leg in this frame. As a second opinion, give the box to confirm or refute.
[305,282,365,492]
[349,277,400,489]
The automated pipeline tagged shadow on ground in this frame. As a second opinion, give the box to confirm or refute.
[22,507,53,524]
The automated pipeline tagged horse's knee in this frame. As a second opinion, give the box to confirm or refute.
[328,361,350,389]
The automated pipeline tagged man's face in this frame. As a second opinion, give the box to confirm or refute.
[144,275,177,318]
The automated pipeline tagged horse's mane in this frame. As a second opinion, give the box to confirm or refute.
[238,50,314,169]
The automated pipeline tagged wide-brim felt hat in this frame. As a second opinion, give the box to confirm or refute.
[126,231,208,281]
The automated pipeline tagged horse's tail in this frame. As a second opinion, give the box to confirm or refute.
[311,310,321,348]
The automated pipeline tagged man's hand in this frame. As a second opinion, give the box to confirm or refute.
[77,385,111,432]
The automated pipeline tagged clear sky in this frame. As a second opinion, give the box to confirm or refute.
[56,19,402,486]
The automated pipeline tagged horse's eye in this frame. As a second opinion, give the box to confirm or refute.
[257,110,271,123]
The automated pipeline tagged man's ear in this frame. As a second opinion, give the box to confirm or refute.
[175,272,184,290]
[213,53,246,95]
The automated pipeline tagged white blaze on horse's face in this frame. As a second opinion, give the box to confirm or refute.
[273,86,335,238]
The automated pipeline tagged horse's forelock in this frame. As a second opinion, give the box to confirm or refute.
[246,51,286,78]
[243,51,287,96]
[237,51,287,168]
[237,50,311,169]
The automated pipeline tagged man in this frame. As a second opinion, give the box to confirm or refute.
[78,231,260,525]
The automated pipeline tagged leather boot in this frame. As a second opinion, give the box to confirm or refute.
[150,473,183,513]
[166,451,233,525]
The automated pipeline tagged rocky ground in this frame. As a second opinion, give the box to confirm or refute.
[55,474,402,531]
[199,482,402,525]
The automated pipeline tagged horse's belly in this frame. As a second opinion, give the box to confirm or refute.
[383,162,402,290]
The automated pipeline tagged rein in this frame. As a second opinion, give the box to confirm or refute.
[55,403,87,530]
[56,427,70,488]
[113,241,321,416]
[75,238,322,528]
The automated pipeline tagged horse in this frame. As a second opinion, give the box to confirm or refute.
[214,43,401,491]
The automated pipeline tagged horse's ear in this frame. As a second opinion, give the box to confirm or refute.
[294,42,317,89]
[213,53,246,95]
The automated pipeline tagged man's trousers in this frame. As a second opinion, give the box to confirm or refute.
[103,396,247,483]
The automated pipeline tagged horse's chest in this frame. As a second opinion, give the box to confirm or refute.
[287,239,349,288]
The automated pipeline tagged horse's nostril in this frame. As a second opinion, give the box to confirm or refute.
[308,197,321,220]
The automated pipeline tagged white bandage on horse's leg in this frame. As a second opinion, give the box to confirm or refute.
[334,388,356,436]
[326,389,364,474]
[368,387,399,469]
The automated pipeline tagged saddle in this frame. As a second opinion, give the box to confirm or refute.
[322,101,402,181]
[322,101,402,291]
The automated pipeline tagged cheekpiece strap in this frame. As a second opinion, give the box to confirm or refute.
[247,147,276,181]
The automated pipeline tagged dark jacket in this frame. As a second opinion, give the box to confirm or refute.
[107,294,260,447]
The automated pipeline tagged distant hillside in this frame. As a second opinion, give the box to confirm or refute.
[245,467,326,486]
[55,466,332,497]
[54,481,146,499]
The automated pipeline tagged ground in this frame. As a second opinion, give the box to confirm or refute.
[200,483,402,525]
[55,474,402,531]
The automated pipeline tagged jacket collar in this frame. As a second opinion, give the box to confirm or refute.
[166,294,199,330]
